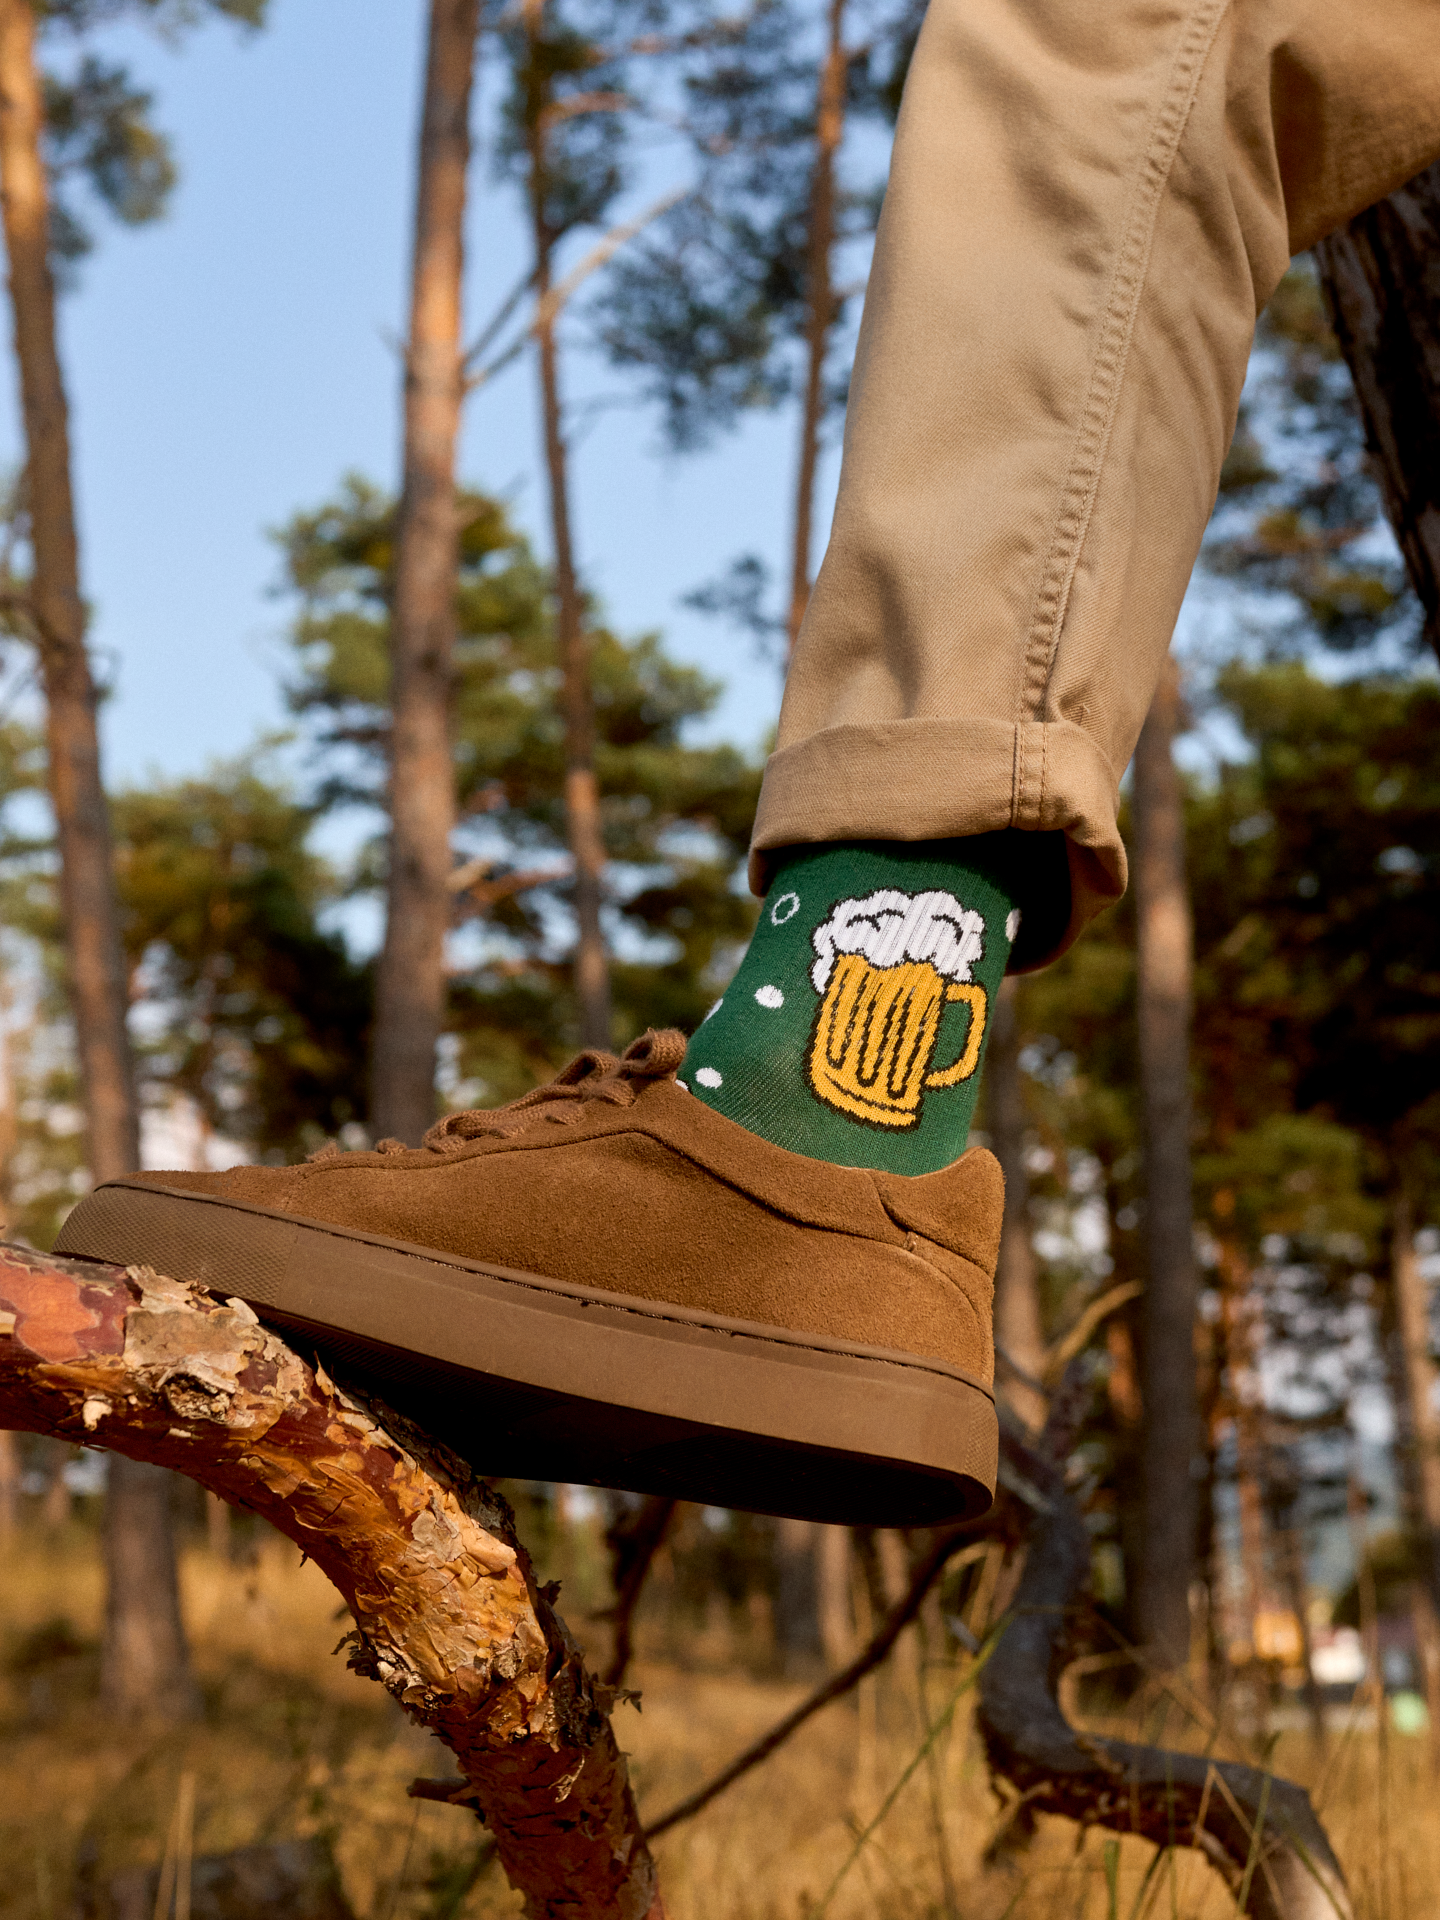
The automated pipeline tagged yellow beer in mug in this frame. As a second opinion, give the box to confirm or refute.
[806,951,988,1128]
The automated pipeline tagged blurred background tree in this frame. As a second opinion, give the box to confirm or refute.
[277,477,760,1104]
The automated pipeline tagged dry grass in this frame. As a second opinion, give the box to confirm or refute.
[2,1520,1438,1920]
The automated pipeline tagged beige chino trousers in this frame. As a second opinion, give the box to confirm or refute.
[750,0,1440,961]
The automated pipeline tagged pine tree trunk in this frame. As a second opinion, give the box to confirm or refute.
[1388,1183,1440,1612]
[0,0,194,1723]
[526,45,610,1050]
[784,0,846,659]
[1218,1235,1272,1726]
[773,1516,823,1675]
[986,976,1047,1430]
[372,0,480,1143]
[0,0,136,1185]
[815,1524,854,1669]
[101,1457,199,1720]
[0,1427,17,1539]
[1131,655,1199,1669]
[1314,160,1440,659]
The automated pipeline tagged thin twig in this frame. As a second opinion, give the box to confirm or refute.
[643,1520,980,1838]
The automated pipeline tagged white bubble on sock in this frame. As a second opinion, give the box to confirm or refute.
[676,1078,691,1092]
[1006,908,1022,942]
[702,996,724,1021]
[770,890,800,925]
[754,984,784,1009]
[695,1066,723,1089]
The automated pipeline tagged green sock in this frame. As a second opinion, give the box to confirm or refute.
[681,836,1060,1175]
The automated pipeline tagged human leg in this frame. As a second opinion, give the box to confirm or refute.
[55,1,1440,1522]
[754,0,1440,958]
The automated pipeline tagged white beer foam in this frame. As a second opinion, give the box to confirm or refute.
[810,889,986,994]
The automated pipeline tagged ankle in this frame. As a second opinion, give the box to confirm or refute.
[682,834,1067,1174]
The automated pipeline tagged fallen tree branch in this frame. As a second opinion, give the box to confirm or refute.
[978,1427,1353,1920]
[0,1244,662,1920]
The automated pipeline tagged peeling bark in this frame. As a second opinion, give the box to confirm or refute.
[0,1244,661,1920]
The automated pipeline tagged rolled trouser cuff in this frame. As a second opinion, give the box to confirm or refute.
[748,716,1125,967]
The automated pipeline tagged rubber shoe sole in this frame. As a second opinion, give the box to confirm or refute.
[55,1179,998,1527]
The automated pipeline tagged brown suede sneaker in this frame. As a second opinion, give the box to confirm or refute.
[54,1030,1001,1525]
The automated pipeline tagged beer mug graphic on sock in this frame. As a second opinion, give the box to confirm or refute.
[806,890,990,1129]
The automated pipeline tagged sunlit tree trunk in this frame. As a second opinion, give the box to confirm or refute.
[524,6,611,1049]
[0,1,135,1184]
[986,976,1047,1430]
[372,0,480,1142]
[0,1427,16,1539]
[1131,655,1199,1669]
[784,0,846,659]
[815,1524,853,1668]
[0,0,194,1722]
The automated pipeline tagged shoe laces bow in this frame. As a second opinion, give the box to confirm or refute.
[418,1027,689,1151]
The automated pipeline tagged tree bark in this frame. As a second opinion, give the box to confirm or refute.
[986,976,1047,1431]
[372,0,480,1144]
[1387,1183,1440,1612]
[815,1523,853,1668]
[101,1455,199,1720]
[0,1243,662,1920]
[0,0,196,1721]
[784,0,845,659]
[773,1514,823,1674]
[1217,1230,1273,1726]
[600,1491,675,1687]
[1314,160,1440,659]
[0,0,137,1186]
[0,1425,16,1538]
[525,57,611,1051]
[1131,655,1200,1669]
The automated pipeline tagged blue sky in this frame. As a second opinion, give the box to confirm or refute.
[20,0,820,797]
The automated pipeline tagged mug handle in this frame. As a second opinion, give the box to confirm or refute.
[925,982,989,1088]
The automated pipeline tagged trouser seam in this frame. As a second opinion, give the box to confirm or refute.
[1016,0,1232,736]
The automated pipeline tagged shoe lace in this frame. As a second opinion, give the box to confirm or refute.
[414,1027,689,1153]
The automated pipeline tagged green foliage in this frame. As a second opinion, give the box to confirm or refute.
[1205,262,1413,653]
[41,2,266,28]
[38,0,268,273]
[593,0,903,453]
[496,3,632,251]
[112,760,370,1161]
[1203,664,1440,1158]
[43,57,176,260]
[276,478,761,1099]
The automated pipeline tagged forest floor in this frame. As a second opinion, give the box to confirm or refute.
[0,1511,1435,1920]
